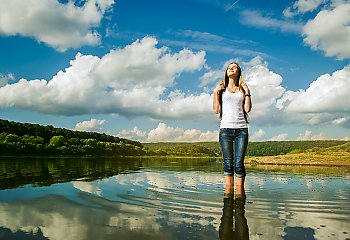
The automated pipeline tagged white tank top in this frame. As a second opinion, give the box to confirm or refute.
[220,90,247,129]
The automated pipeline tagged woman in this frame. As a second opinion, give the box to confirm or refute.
[213,62,252,190]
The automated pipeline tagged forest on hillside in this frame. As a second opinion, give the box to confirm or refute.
[0,119,145,156]
[144,140,349,157]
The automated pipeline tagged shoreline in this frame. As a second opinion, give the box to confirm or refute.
[1,152,349,167]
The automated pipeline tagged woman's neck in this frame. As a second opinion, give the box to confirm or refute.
[228,77,238,88]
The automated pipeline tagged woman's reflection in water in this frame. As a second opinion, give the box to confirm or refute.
[219,186,249,240]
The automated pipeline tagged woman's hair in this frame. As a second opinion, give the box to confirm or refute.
[219,62,249,122]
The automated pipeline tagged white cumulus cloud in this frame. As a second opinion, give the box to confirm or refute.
[0,0,115,51]
[283,0,326,17]
[118,127,148,141]
[270,133,289,141]
[250,129,266,142]
[242,57,287,125]
[277,66,350,114]
[75,118,106,132]
[296,130,327,140]
[118,123,219,142]
[273,65,350,128]
[303,2,350,60]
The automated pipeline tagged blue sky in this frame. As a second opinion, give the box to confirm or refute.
[0,0,349,142]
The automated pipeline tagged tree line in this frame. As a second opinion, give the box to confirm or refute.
[0,119,145,156]
[144,140,349,157]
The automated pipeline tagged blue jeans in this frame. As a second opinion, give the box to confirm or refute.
[219,128,248,178]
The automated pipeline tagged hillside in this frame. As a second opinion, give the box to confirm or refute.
[307,141,350,152]
[0,119,145,156]
[144,140,349,157]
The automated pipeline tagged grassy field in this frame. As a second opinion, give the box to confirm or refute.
[144,140,349,154]
[246,151,350,166]
[144,141,350,167]
[143,141,349,157]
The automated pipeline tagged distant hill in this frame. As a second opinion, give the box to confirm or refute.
[307,141,350,153]
[144,140,349,157]
[0,119,144,156]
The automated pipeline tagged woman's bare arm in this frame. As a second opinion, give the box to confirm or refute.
[213,82,224,114]
[242,82,252,113]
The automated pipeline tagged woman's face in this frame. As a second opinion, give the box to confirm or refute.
[226,63,239,78]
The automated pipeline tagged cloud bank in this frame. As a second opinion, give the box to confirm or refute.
[0,37,208,120]
[118,123,219,142]
[116,123,331,142]
[303,2,350,60]
[277,65,350,126]
[0,0,115,51]
[278,66,350,113]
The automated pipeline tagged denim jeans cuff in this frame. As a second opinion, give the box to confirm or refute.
[234,173,246,178]
[224,171,234,176]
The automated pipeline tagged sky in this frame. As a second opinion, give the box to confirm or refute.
[0,0,349,142]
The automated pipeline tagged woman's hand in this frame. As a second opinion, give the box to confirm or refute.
[241,82,250,95]
[214,82,225,95]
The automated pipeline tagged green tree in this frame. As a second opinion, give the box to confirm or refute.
[5,134,22,143]
[0,132,7,142]
[68,138,81,145]
[49,135,66,147]
[22,135,45,145]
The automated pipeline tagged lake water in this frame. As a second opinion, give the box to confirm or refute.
[0,156,349,240]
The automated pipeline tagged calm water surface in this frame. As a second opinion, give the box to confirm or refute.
[0,156,349,240]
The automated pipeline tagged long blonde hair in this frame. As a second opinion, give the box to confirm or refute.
[218,62,249,122]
